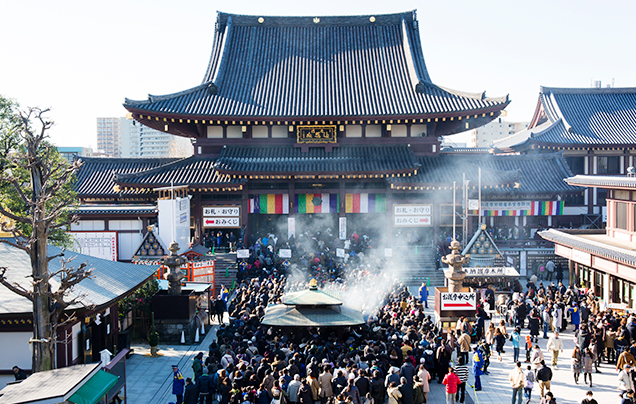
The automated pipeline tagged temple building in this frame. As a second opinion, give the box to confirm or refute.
[72,11,578,265]
[493,86,636,229]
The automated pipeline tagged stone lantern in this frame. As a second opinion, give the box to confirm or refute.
[441,240,469,293]
[163,241,186,296]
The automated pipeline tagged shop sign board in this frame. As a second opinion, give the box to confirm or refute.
[393,204,432,227]
[203,217,240,228]
[572,249,592,266]
[203,206,240,217]
[339,217,347,240]
[70,231,118,261]
[464,267,520,277]
[440,292,477,310]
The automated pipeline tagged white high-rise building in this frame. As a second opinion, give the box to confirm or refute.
[96,117,121,157]
[117,117,193,158]
[468,119,529,148]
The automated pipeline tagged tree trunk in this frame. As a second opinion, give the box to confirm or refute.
[31,163,54,372]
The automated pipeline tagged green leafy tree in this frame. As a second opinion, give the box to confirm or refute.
[0,97,89,372]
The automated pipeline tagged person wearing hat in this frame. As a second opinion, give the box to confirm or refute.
[471,346,485,391]
[619,364,635,395]
[172,365,185,404]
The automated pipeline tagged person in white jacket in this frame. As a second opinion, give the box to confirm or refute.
[546,332,564,368]
[551,306,563,333]
[618,364,634,395]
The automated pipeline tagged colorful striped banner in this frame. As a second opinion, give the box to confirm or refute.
[469,200,564,216]
[249,194,289,214]
[345,193,386,213]
[295,194,339,213]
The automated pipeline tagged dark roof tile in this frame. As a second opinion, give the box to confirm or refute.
[75,157,179,197]
[124,11,508,120]
[215,145,419,174]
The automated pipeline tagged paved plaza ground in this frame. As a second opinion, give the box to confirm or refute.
[126,295,624,404]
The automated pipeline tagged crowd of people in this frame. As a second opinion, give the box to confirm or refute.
[168,227,636,404]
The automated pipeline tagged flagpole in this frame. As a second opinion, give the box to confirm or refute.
[453,181,456,241]
[171,180,175,243]
[478,167,482,226]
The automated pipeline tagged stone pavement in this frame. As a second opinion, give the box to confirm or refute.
[126,294,622,404]
[418,296,622,404]
[126,318,223,404]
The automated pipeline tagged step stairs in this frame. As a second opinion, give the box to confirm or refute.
[391,247,447,287]
[212,252,238,296]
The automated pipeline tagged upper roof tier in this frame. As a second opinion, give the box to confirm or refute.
[124,11,508,123]
[493,86,636,151]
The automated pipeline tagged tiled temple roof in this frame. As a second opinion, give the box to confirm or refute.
[389,151,580,195]
[493,87,636,150]
[124,11,508,121]
[214,145,419,174]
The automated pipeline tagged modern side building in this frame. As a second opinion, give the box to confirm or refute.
[56,146,94,164]
[96,117,121,157]
[467,119,529,148]
[541,174,636,308]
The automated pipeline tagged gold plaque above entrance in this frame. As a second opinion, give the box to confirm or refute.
[297,125,337,144]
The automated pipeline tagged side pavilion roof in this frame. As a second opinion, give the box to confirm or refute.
[124,11,508,123]
[493,86,636,151]
[388,151,581,195]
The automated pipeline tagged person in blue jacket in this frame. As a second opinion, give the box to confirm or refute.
[568,302,581,331]
[172,365,185,404]
[419,282,429,308]
[472,346,485,391]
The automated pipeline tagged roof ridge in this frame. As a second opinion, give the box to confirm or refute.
[114,156,203,181]
[437,85,509,104]
[77,156,180,163]
[541,86,636,95]
[125,83,210,106]
[215,10,416,26]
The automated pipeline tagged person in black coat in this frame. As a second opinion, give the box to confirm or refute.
[355,369,371,397]
[371,370,386,404]
[183,378,199,404]
[197,368,214,404]
[400,359,416,385]
[299,379,313,404]
[12,366,27,381]
[398,377,414,404]
[528,310,540,343]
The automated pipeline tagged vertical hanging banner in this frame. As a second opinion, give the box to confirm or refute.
[345,193,386,213]
[339,217,347,240]
[288,217,296,239]
[249,194,289,214]
[295,194,339,213]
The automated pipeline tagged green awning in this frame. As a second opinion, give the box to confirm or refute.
[69,370,119,404]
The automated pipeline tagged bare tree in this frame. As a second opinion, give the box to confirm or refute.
[0,105,91,372]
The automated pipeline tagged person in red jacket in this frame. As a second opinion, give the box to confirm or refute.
[442,367,461,404]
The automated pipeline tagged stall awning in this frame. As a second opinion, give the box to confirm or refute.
[69,370,118,404]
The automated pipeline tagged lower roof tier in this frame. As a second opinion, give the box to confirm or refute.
[74,150,579,199]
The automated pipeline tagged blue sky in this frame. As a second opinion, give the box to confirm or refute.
[1,0,634,149]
